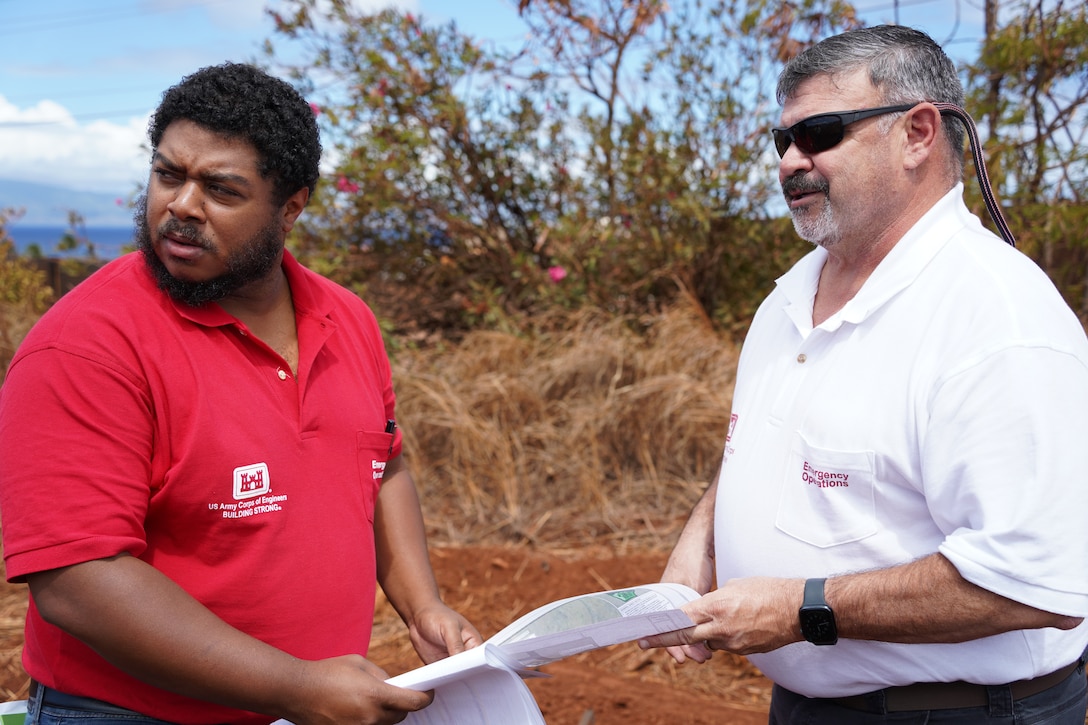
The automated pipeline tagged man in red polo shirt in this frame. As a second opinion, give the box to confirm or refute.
[0,62,480,725]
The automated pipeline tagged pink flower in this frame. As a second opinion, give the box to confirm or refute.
[115,198,124,206]
[547,266,567,283]
[370,78,389,98]
[336,176,360,194]
[309,102,321,116]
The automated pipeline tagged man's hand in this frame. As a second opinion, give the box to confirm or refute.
[641,577,802,657]
[406,601,484,665]
[283,655,432,725]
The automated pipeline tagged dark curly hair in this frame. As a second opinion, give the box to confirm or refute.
[148,62,321,206]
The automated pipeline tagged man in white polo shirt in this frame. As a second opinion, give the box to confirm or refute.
[641,24,1088,724]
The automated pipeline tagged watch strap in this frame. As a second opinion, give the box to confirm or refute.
[803,577,827,606]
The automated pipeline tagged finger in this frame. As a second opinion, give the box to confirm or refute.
[688,641,713,663]
[461,624,485,650]
[443,620,482,655]
[437,620,477,656]
[639,630,690,650]
[384,683,435,712]
[664,644,690,665]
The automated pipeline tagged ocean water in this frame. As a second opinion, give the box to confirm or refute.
[5,225,133,260]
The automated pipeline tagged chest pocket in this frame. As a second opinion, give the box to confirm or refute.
[356,431,393,523]
[775,433,877,548]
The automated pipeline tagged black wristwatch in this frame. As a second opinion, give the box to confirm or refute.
[799,577,838,645]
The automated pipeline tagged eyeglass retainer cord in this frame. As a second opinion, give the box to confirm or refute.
[933,102,1016,247]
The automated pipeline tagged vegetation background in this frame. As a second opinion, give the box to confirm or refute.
[1,0,1086,720]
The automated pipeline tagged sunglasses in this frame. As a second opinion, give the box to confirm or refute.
[772,103,919,158]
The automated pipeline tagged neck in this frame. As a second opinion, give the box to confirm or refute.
[219,265,300,374]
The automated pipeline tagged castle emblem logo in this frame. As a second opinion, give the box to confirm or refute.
[233,462,271,500]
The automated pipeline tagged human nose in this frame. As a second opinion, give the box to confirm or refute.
[777,141,812,185]
[166,180,205,222]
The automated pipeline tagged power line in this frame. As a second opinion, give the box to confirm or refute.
[855,0,949,10]
[0,108,153,128]
[1,85,165,106]
[0,0,268,126]
[0,0,242,36]
[853,0,984,49]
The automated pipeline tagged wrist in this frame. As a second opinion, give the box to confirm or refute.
[798,577,838,645]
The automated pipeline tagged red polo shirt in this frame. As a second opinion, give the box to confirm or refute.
[0,251,402,724]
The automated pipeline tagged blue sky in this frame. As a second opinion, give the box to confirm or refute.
[0,0,987,225]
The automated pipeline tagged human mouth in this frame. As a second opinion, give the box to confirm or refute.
[788,190,822,209]
[160,231,207,261]
[782,178,828,210]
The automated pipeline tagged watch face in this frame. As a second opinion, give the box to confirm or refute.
[800,606,838,645]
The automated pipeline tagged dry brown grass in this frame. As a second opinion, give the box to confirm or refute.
[2,283,736,548]
[0,295,743,710]
[392,297,737,551]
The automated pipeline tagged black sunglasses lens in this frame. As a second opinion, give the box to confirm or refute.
[773,129,791,157]
[795,117,845,154]
[774,116,848,157]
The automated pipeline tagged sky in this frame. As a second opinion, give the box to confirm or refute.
[0,0,989,227]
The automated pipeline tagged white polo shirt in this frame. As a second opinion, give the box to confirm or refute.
[715,185,1088,697]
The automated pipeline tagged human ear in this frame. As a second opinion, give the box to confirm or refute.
[280,187,310,233]
[903,103,941,170]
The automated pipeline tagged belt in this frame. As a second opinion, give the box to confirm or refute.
[28,680,144,717]
[832,660,1082,713]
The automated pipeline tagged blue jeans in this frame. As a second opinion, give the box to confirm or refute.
[769,665,1088,724]
[26,683,178,725]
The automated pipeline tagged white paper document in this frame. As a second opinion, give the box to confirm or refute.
[1,585,697,725]
[389,582,698,724]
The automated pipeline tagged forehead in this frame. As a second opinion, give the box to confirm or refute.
[779,69,881,126]
[155,119,262,177]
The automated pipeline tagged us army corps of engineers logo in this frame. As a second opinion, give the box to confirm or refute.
[206,462,288,519]
[234,462,270,499]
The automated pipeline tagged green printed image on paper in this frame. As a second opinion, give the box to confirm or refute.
[495,588,655,644]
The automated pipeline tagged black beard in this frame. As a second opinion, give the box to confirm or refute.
[134,194,283,307]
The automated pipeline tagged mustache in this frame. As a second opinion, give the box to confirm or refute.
[781,174,829,199]
[158,218,210,248]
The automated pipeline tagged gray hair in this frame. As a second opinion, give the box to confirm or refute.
[777,25,966,175]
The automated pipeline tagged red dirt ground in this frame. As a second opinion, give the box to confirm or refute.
[0,545,772,724]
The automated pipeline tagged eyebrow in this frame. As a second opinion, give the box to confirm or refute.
[152,151,254,189]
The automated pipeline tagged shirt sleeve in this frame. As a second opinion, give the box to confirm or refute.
[927,343,1088,617]
[0,344,153,581]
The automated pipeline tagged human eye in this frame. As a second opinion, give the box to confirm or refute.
[151,165,182,185]
[206,182,242,200]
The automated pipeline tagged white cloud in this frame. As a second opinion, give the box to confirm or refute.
[0,2,421,201]
[0,95,149,195]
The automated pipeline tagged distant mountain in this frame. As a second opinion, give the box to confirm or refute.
[0,178,136,227]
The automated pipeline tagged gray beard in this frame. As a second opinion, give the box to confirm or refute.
[790,194,841,249]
